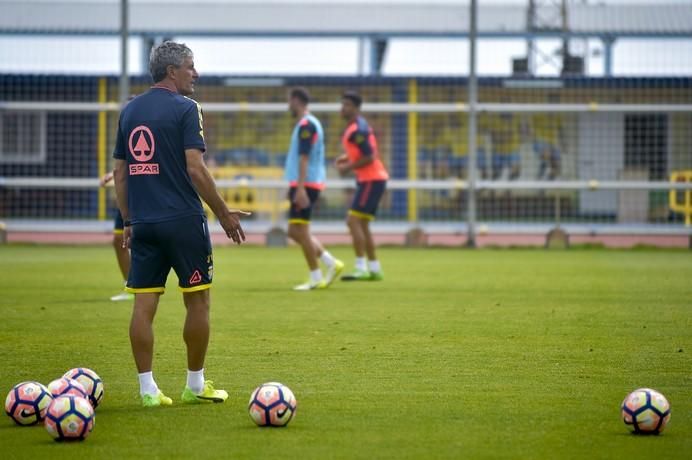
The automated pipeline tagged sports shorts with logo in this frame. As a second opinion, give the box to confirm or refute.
[349,180,387,220]
[287,186,321,224]
[127,214,213,293]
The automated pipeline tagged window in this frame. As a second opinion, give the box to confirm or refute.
[0,111,47,164]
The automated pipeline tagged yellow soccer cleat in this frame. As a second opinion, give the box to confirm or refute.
[181,381,228,404]
[292,279,327,291]
[369,271,384,281]
[340,269,371,281]
[141,390,173,408]
[325,259,345,286]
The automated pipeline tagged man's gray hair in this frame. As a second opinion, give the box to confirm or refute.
[149,41,193,83]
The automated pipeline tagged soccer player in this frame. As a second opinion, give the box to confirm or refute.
[482,112,522,180]
[531,113,564,180]
[335,91,389,281]
[99,171,133,302]
[113,41,249,407]
[284,87,343,291]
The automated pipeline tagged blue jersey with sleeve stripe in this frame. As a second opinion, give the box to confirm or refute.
[283,113,326,188]
[113,86,206,224]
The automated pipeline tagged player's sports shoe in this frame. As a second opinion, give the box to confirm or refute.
[325,259,345,286]
[369,271,384,281]
[141,390,173,408]
[181,381,228,404]
[293,279,327,291]
[110,290,134,302]
[341,269,371,281]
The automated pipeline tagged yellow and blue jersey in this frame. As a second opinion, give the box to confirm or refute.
[113,86,206,225]
[481,113,521,155]
[532,114,562,145]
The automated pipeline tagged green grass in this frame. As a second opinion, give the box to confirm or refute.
[0,245,690,459]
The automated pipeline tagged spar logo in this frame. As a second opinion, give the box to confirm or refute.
[128,125,159,175]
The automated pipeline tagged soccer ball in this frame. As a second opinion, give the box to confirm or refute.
[621,388,671,434]
[248,382,297,427]
[63,368,104,408]
[4,381,53,426]
[44,395,95,441]
[47,378,88,399]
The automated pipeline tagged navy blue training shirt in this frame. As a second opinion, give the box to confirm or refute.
[113,86,206,224]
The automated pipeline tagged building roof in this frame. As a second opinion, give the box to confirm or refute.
[0,1,691,37]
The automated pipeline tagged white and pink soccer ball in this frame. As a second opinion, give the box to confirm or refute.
[248,382,297,427]
[4,381,53,426]
[621,388,671,434]
[47,377,88,399]
[63,368,104,409]
[44,395,95,441]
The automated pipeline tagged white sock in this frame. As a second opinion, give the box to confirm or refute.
[355,257,367,271]
[310,269,323,283]
[320,250,335,267]
[138,371,159,397]
[368,260,382,273]
[187,368,205,394]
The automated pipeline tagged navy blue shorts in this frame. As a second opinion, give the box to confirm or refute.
[533,141,561,162]
[491,152,520,170]
[451,149,487,170]
[349,180,386,220]
[288,186,321,224]
[126,214,213,294]
[114,210,124,234]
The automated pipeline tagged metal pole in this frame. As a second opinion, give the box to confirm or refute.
[466,0,478,248]
[561,0,569,75]
[119,0,130,105]
[142,36,155,78]
[527,0,535,75]
[603,36,614,77]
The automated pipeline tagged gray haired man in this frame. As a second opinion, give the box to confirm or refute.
[113,41,249,407]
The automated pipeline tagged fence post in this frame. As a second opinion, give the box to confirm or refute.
[466,0,478,248]
[97,77,107,221]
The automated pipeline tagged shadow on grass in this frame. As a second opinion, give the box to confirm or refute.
[612,430,666,438]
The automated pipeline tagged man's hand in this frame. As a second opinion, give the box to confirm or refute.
[293,186,310,210]
[334,154,349,166]
[335,155,351,175]
[100,171,114,187]
[219,209,251,244]
[122,226,132,249]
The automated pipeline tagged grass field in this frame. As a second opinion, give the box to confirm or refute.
[0,244,690,459]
